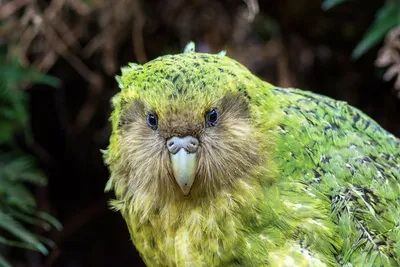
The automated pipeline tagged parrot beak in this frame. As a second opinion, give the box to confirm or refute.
[170,150,197,195]
[167,136,199,195]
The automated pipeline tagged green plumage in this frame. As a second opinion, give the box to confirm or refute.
[105,43,400,266]
[272,88,400,266]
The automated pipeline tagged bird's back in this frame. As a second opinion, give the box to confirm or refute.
[271,86,400,266]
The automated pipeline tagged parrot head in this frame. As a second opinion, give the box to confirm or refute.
[107,43,269,202]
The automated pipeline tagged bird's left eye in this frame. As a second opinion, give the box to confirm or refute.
[206,109,219,127]
[147,112,158,130]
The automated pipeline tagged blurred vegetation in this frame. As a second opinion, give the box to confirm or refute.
[349,1,400,59]
[0,0,399,266]
[323,0,400,58]
[0,54,61,267]
[323,0,400,93]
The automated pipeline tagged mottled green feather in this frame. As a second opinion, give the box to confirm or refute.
[104,43,400,267]
[272,88,400,266]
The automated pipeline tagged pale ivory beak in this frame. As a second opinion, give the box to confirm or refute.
[170,149,197,195]
[167,136,199,195]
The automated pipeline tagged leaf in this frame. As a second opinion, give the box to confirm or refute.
[36,235,57,249]
[0,122,15,144]
[0,50,61,265]
[352,2,400,59]
[36,211,63,231]
[3,183,37,209]
[0,234,56,251]
[8,209,52,231]
[321,0,350,11]
[0,212,48,254]
[0,58,61,88]
[0,72,28,144]
[0,153,47,185]
[0,235,40,250]
[0,254,12,267]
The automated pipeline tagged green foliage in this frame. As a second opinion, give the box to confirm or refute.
[0,56,60,144]
[322,0,400,59]
[352,2,400,59]
[0,56,61,267]
[321,0,349,11]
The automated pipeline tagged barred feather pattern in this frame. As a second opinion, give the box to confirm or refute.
[105,49,400,266]
[272,88,400,266]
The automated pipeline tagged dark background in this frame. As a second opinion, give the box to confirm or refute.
[6,0,400,266]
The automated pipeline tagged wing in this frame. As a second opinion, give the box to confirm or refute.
[272,87,400,266]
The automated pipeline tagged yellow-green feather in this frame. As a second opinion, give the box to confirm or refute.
[105,46,400,266]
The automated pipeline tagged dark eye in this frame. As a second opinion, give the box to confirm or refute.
[206,109,219,127]
[147,112,158,130]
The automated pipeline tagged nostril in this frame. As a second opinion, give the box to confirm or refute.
[167,136,199,153]
[167,139,177,153]
[191,140,199,148]
[185,137,199,153]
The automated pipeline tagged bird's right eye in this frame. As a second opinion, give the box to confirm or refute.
[147,112,158,130]
[206,109,219,127]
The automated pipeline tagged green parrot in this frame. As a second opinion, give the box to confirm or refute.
[104,42,400,267]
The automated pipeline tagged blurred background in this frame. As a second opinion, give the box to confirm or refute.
[1,0,400,266]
